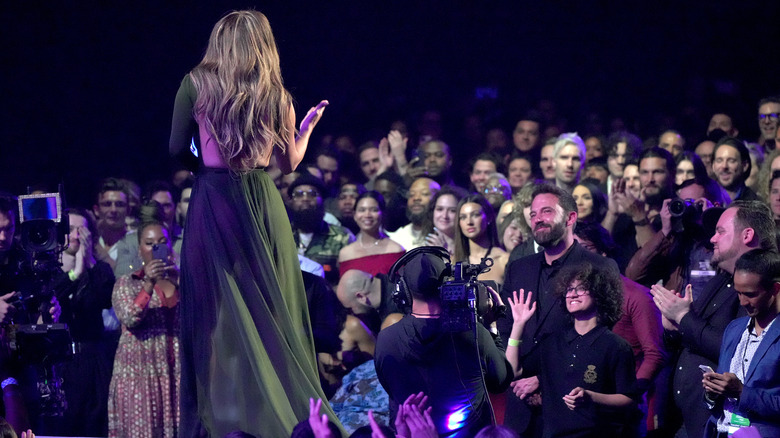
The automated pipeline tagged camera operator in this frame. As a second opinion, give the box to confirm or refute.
[625,177,728,295]
[374,248,512,437]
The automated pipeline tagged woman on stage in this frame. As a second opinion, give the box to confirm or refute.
[169,10,336,437]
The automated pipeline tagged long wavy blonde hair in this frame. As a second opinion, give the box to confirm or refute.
[190,10,294,172]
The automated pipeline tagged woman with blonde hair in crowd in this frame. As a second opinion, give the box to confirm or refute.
[169,9,337,437]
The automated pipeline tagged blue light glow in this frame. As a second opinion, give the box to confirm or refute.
[446,404,469,431]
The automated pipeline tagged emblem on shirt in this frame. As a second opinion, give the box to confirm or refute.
[583,365,597,384]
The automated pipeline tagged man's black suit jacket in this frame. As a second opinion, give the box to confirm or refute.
[497,241,619,435]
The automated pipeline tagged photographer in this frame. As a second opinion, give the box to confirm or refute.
[625,177,728,293]
[374,248,512,437]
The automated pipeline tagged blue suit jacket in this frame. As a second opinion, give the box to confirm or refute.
[707,316,780,437]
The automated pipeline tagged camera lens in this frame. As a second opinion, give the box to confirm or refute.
[668,198,686,217]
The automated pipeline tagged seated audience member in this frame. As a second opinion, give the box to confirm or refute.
[506,262,639,438]
[418,139,456,187]
[712,137,759,203]
[373,171,407,233]
[745,142,764,192]
[485,127,509,154]
[584,135,605,162]
[511,117,542,158]
[328,359,391,435]
[605,131,642,192]
[756,95,780,149]
[707,112,739,138]
[108,201,180,437]
[552,132,586,193]
[175,177,193,232]
[497,200,515,226]
[374,250,512,437]
[622,161,642,199]
[626,177,727,293]
[696,140,717,178]
[453,195,509,288]
[498,210,524,255]
[92,178,131,269]
[119,178,142,232]
[483,173,512,214]
[507,183,538,262]
[338,192,404,278]
[658,130,685,158]
[506,153,535,194]
[420,186,467,255]
[675,151,710,187]
[649,200,777,438]
[574,222,669,434]
[702,249,780,438]
[53,208,115,436]
[115,180,182,278]
[757,148,780,200]
[289,173,355,285]
[584,156,610,186]
[357,141,384,187]
[336,269,404,336]
[335,182,366,235]
[769,171,780,224]
[387,177,440,250]
[538,138,557,182]
[572,178,608,225]
[314,145,342,199]
[469,153,502,195]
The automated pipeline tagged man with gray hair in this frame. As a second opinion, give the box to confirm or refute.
[553,133,586,193]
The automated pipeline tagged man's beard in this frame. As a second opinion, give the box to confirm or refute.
[644,186,671,208]
[711,244,739,271]
[532,219,566,248]
[292,204,325,232]
[406,208,426,227]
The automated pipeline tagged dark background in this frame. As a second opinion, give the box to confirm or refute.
[2,1,779,208]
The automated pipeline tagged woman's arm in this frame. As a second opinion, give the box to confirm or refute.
[505,289,536,378]
[275,101,328,174]
[111,276,151,329]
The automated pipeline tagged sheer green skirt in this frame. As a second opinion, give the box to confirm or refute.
[179,168,340,437]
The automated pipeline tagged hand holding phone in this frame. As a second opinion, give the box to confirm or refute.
[152,244,170,263]
[699,364,714,374]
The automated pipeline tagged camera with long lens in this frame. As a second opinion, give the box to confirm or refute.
[6,191,73,419]
[439,259,493,333]
[668,197,704,233]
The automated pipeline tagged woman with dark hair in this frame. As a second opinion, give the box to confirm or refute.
[453,194,509,287]
[506,261,637,438]
[107,201,180,437]
[420,185,467,255]
[572,178,608,225]
[674,151,709,187]
[338,191,405,277]
[169,10,336,436]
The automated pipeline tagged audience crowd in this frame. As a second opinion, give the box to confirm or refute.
[2,95,780,437]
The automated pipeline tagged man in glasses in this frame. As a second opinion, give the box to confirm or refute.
[288,174,355,285]
[757,96,780,150]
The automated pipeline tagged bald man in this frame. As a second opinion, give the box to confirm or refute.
[387,177,440,250]
[336,269,404,334]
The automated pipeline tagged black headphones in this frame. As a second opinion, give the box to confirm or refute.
[388,246,452,313]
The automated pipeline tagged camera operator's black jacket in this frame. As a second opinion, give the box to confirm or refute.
[375,315,512,438]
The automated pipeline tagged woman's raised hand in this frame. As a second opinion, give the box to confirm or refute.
[507,289,536,326]
[299,100,329,137]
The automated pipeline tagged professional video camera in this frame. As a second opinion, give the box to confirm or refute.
[390,246,495,334]
[439,259,494,333]
[5,190,73,419]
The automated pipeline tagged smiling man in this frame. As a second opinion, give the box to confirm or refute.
[497,183,619,436]
[711,137,758,202]
[650,200,776,438]
[757,96,780,149]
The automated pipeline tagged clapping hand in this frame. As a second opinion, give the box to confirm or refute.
[650,284,692,325]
